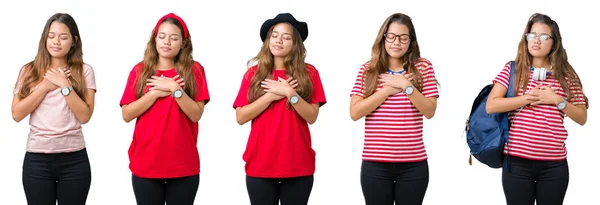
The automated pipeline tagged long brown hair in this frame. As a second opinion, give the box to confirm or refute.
[514,13,588,108]
[246,23,312,104]
[135,18,197,99]
[16,13,87,101]
[363,13,428,97]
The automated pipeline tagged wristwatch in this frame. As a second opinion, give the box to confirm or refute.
[557,99,567,110]
[172,88,184,99]
[404,85,415,95]
[61,86,73,96]
[289,95,300,104]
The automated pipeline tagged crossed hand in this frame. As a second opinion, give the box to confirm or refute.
[524,83,563,105]
[41,68,71,92]
[378,73,415,95]
[146,75,186,98]
[261,77,298,101]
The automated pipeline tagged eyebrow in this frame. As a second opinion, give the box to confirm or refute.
[158,32,180,36]
[529,32,551,35]
[48,32,70,35]
[272,31,292,35]
[387,32,409,35]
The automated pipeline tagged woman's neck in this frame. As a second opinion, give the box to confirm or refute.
[532,57,551,69]
[388,56,404,72]
[157,57,176,70]
[50,57,68,69]
[274,56,285,70]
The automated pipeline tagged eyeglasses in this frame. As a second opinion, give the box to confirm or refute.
[525,33,553,41]
[383,33,410,44]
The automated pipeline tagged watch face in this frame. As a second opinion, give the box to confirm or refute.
[405,86,414,94]
[174,90,183,98]
[290,96,299,104]
[558,101,566,110]
[61,88,70,95]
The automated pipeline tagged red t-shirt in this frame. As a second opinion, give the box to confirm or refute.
[493,62,586,161]
[233,64,327,178]
[120,61,210,178]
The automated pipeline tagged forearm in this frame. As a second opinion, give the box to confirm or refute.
[64,91,94,124]
[122,94,158,122]
[406,89,437,119]
[350,92,389,121]
[288,91,319,124]
[486,95,531,114]
[236,94,273,125]
[175,93,205,122]
[12,89,48,122]
[562,103,587,125]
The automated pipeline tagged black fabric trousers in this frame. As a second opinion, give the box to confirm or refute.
[502,156,569,205]
[22,148,92,205]
[360,160,429,205]
[131,174,200,205]
[246,175,314,205]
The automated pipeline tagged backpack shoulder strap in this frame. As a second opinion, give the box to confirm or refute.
[503,61,517,170]
[506,61,516,97]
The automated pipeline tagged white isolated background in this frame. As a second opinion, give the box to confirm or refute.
[1,0,598,204]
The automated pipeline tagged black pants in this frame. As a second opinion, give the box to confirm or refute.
[246,175,314,205]
[502,156,569,205]
[22,148,92,205]
[360,160,429,205]
[132,174,199,205]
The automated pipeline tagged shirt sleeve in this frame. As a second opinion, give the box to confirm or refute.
[308,65,326,106]
[417,59,439,98]
[349,63,367,98]
[232,67,255,109]
[13,65,29,95]
[493,62,512,89]
[83,64,97,91]
[192,62,210,104]
[119,66,140,107]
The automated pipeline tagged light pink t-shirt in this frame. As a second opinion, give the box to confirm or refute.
[14,64,97,153]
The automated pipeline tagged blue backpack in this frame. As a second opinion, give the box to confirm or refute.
[465,61,516,168]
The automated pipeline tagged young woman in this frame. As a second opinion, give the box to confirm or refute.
[233,13,326,205]
[119,13,210,205]
[349,13,440,205]
[11,13,96,205]
[486,13,588,205]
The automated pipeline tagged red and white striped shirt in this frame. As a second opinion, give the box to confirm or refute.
[493,62,586,161]
[350,58,440,162]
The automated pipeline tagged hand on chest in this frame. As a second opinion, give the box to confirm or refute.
[144,69,186,92]
[525,76,563,95]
